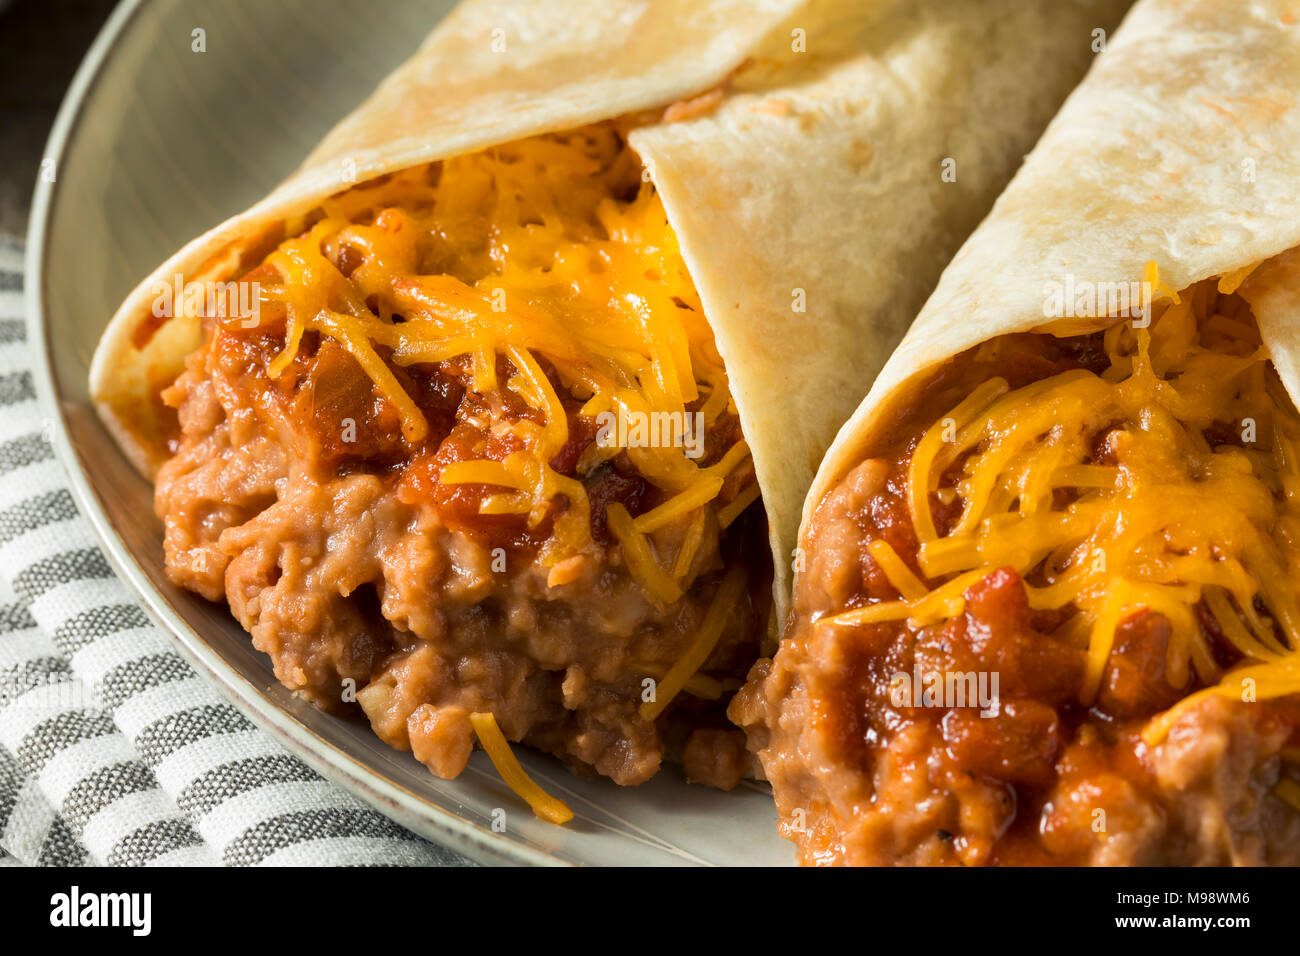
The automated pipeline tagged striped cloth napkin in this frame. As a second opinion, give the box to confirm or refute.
[0,236,470,866]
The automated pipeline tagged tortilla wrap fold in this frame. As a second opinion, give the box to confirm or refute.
[90,0,1131,618]
[808,0,1300,513]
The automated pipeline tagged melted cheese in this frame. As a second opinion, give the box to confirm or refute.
[469,712,573,825]
[828,267,1300,745]
[235,125,754,591]
[640,566,747,720]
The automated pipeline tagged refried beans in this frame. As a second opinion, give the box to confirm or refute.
[154,122,768,797]
[733,283,1300,865]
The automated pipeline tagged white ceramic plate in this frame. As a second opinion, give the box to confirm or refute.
[27,0,787,867]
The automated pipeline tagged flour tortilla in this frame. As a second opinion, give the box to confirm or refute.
[807,0,1300,554]
[90,0,1131,616]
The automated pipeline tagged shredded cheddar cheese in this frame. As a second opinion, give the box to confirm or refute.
[866,540,928,602]
[638,662,725,701]
[641,566,747,720]
[607,501,685,607]
[828,269,1300,748]
[233,123,756,594]
[469,712,573,825]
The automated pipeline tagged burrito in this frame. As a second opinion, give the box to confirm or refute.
[90,0,1127,821]
[735,0,1300,864]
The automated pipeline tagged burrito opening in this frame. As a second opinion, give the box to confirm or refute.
[152,120,769,812]
[734,271,1300,864]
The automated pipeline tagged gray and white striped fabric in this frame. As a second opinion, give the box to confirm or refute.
[0,237,469,866]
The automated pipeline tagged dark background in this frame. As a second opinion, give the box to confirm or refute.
[0,0,117,234]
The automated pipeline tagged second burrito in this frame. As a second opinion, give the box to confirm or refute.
[737,0,1300,865]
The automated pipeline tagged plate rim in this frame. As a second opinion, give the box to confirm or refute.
[24,0,575,868]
